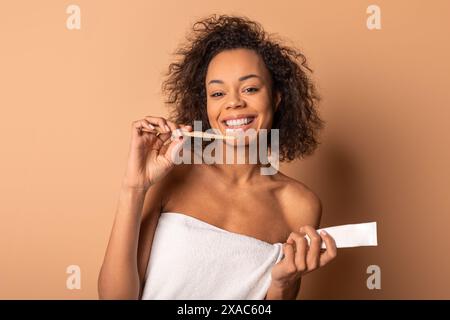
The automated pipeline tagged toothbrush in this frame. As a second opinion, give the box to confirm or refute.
[171,128,236,140]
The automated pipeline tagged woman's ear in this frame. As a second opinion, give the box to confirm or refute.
[274,91,282,112]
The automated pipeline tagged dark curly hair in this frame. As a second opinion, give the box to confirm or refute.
[162,14,324,162]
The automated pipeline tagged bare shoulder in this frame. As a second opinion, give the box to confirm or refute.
[276,171,323,230]
[156,163,195,208]
[138,163,192,221]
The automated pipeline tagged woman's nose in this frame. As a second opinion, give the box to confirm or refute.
[225,94,245,109]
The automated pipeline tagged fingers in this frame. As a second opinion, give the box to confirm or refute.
[132,119,154,134]
[301,225,322,270]
[171,124,193,141]
[143,116,172,133]
[286,232,307,272]
[180,124,193,131]
[131,115,193,163]
[319,230,338,267]
[131,119,157,136]
[285,225,337,275]
[136,116,191,140]
[277,241,297,275]
[276,226,338,283]
[178,124,193,136]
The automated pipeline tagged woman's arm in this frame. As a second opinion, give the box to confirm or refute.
[98,180,165,299]
[265,182,337,300]
[98,175,167,300]
[97,185,148,300]
[97,117,191,299]
[265,278,301,300]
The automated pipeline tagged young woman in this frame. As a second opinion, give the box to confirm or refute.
[98,14,337,300]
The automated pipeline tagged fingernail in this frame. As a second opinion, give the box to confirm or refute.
[320,230,327,236]
[148,124,155,130]
[164,125,170,132]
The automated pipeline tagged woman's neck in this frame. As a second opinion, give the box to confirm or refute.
[209,141,271,185]
[209,162,263,186]
[188,139,272,185]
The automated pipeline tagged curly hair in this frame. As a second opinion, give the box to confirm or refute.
[162,14,324,162]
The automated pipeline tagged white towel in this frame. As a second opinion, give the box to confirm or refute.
[140,212,284,300]
[140,213,378,300]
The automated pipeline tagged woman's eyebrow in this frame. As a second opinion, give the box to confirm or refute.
[207,74,261,85]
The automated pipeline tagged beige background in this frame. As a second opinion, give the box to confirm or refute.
[1,0,449,299]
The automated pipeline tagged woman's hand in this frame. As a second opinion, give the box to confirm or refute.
[121,116,192,190]
[269,225,337,296]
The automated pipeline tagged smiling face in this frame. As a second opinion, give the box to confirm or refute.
[205,48,281,144]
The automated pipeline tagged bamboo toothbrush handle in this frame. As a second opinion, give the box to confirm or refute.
[172,129,236,140]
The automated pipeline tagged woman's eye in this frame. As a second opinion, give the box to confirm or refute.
[210,92,223,97]
[244,87,259,93]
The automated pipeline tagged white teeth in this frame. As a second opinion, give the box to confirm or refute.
[224,117,253,127]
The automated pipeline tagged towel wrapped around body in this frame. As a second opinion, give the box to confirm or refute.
[141,212,284,300]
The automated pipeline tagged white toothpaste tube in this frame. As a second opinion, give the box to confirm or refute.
[305,222,378,249]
